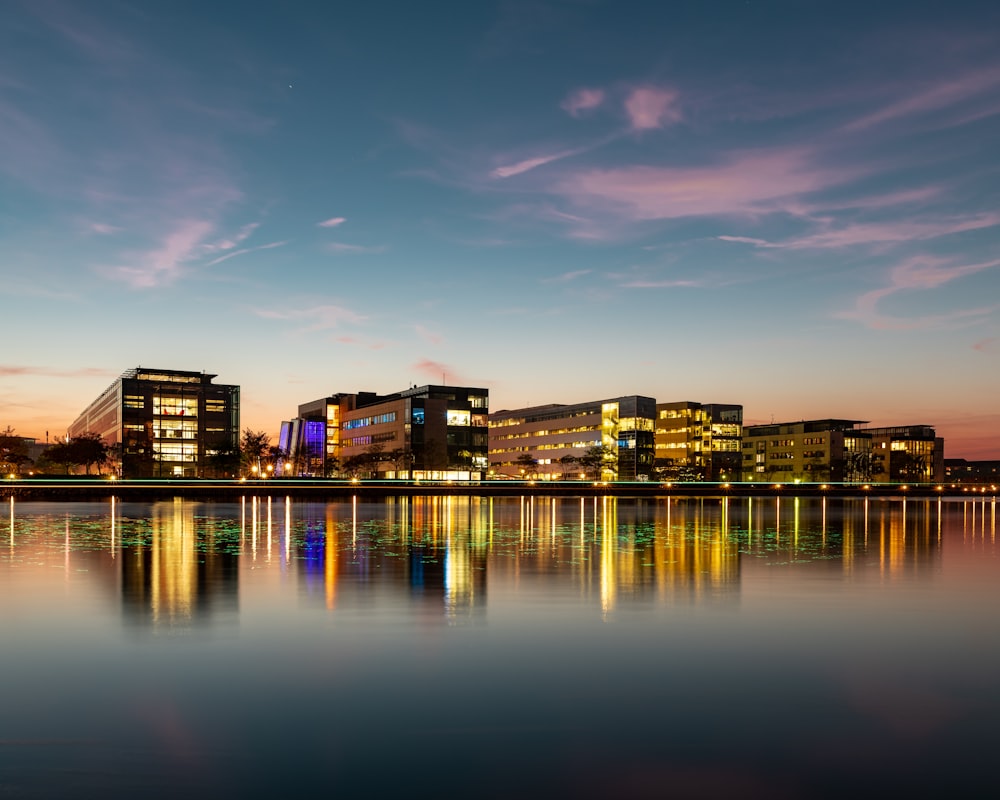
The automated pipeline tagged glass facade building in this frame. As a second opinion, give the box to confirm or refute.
[284,385,489,479]
[654,401,743,481]
[67,368,240,478]
[489,396,656,480]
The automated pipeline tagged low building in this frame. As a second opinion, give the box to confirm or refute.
[283,385,489,479]
[67,367,240,478]
[944,459,1000,484]
[654,401,743,481]
[742,419,944,483]
[489,396,656,480]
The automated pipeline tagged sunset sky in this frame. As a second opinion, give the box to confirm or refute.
[2,0,998,457]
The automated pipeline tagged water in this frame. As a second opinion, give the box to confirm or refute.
[1,494,997,798]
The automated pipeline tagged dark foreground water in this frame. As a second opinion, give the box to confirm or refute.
[1,495,997,799]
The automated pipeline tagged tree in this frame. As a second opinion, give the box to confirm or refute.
[0,427,31,475]
[205,442,241,478]
[240,429,271,475]
[578,445,618,481]
[69,432,110,475]
[515,453,538,478]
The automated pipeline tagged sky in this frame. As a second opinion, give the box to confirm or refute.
[1,0,999,458]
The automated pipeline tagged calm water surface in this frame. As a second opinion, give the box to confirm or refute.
[1,495,997,798]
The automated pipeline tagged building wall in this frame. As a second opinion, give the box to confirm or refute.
[286,385,489,479]
[68,368,240,478]
[654,401,743,480]
[742,420,869,483]
[489,396,656,480]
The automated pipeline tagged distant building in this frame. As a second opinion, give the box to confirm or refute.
[283,385,489,479]
[489,396,656,480]
[742,419,943,483]
[67,368,240,478]
[944,459,1000,484]
[654,401,743,481]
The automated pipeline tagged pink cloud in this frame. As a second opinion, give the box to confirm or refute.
[90,222,121,235]
[326,242,387,254]
[843,65,1000,132]
[0,365,114,378]
[255,304,366,331]
[491,148,584,178]
[783,213,1000,250]
[561,87,605,117]
[717,235,782,248]
[558,149,844,220]
[624,87,681,130]
[841,255,1000,329]
[205,240,287,266]
[620,279,701,289]
[318,217,346,228]
[972,338,996,352]
[542,269,592,283]
[204,222,258,253]
[411,359,469,385]
[414,325,443,345]
[103,220,214,288]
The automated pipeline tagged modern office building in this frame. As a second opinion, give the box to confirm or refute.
[944,459,1000,484]
[654,401,743,481]
[489,396,656,480]
[282,385,489,479]
[742,420,943,483]
[866,425,944,483]
[67,367,240,478]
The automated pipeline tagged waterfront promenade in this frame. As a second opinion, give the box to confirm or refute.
[2,477,995,502]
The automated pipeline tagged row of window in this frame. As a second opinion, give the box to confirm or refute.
[344,412,397,430]
[344,431,398,448]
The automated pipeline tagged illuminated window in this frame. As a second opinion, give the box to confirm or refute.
[447,410,471,426]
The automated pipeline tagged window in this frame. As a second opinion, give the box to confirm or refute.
[447,410,471,426]
[412,408,425,424]
[470,395,487,409]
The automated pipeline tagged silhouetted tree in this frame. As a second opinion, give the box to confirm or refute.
[578,445,618,480]
[0,427,31,475]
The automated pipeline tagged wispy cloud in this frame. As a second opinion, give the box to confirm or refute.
[624,86,681,130]
[843,65,1000,132]
[102,220,214,288]
[542,269,592,283]
[205,240,288,267]
[90,222,121,235]
[841,255,1000,329]
[561,87,605,117]
[414,325,443,345]
[0,365,115,378]
[972,338,997,352]
[204,222,259,253]
[491,148,585,178]
[318,216,346,228]
[255,304,367,331]
[620,279,701,289]
[411,358,469,385]
[717,235,782,248]
[326,242,387,254]
[558,148,846,221]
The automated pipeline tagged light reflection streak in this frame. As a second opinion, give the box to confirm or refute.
[266,496,272,563]
[251,496,258,561]
[284,497,291,566]
[9,496,13,550]
[110,495,116,558]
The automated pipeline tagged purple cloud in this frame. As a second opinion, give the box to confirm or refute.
[103,220,215,288]
[624,87,681,130]
[561,87,605,117]
[491,148,585,178]
[318,217,346,228]
[205,240,288,267]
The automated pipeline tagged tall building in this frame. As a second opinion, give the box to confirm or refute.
[489,396,656,480]
[67,368,240,478]
[742,420,944,483]
[654,401,743,481]
[283,385,489,479]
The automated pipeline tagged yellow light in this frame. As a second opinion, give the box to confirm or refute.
[900,485,908,491]
[820,484,828,490]
[351,477,359,484]
[862,484,870,490]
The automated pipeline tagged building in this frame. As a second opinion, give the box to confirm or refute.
[866,425,944,483]
[67,368,240,478]
[283,385,489,479]
[742,419,944,483]
[944,459,1000,485]
[742,419,871,483]
[489,396,656,480]
[654,401,743,481]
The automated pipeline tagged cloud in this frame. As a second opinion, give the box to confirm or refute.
[782,213,1000,250]
[411,358,466,384]
[205,240,288,267]
[491,148,584,178]
[318,217,346,228]
[561,87,605,117]
[0,365,115,378]
[624,87,681,130]
[255,304,366,331]
[103,220,215,288]
[972,338,997,352]
[542,269,592,283]
[717,235,782,248]
[204,222,259,253]
[841,254,1000,329]
[326,242,387,254]
[414,325,443,345]
[90,223,121,235]
[557,148,845,221]
[620,279,701,289]
[843,65,1000,132]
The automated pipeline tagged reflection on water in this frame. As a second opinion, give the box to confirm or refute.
[3,494,988,625]
[1,494,998,798]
